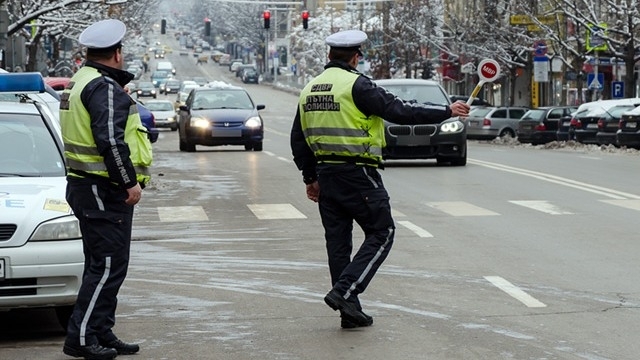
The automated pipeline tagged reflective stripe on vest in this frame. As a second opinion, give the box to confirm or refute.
[60,66,152,185]
[299,68,385,165]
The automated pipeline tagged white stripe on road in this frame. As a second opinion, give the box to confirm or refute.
[392,209,406,217]
[469,159,640,200]
[158,206,209,222]
[427,201,500,216]
[248,204,307,219]
[600,199,640,211]
[398,220,433,238]
[509,200,574,215]
[484,276,546,308]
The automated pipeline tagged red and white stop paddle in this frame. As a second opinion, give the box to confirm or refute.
[467,59,501,106]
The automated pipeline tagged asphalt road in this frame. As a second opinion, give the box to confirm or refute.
[2,34,640,360]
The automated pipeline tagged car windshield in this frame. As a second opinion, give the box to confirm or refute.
[192,90,253,110]
[379,84,449,105]
[139,82,154,89]
[0,113,65,177]
[152,71,169,78]
[146,101,174,111]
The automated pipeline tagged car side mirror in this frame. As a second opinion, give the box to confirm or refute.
[179,105,189,112]
[257,104,265,111]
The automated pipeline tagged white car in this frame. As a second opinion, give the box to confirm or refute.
[142,99,178,131]
[0,73,83,330]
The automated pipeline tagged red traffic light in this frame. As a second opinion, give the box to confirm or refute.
[263,10,271,20]
[302,10,309,20]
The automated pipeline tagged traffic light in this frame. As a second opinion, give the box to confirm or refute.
[421,61,433,79]
[161,19,166,34]
[263,10,270,29]
[302,10,309,30]
[204,20,211,36]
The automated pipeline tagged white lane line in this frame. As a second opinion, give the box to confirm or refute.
[263,150,292,163]
[600,199,640,211]
[427,201,500,216]
[392,209,406,217]
[509,200,574,215]
[248,203,307,219]
[158,206,209,222]
[469,159,639,200]
[484,276,547,308]
[397,220,433,238]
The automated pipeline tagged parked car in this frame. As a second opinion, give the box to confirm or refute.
[143,99,178,131]
[466,106,528,140]
[43,76,71,92]
[517,106,577,145]
[241,68,259,84]
[177,83,264,152]
[373,78,467,166]
[0,72,84,331]
[235,64,256,78]
[136,81,157,98]
[617,106,640,148]
[593,104,639,145]
[571,98,640,144]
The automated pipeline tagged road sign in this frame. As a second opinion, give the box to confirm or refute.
[477,59,500,82]
[612,81,624,98]
[533,40,547,57]
[586,23,607,51]
[587,73,604,90]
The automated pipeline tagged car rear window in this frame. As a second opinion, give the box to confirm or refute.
[469,107,492,117]
[521,109,545,120]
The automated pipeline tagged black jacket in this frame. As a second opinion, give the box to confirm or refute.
[290,60,453,183]
[80,61,137,189]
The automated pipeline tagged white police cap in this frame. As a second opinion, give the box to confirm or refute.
[79,19,126,49]
[325,30,367,49]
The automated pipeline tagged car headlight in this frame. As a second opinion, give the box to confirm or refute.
[245,116,262,128]
[190,117,210,128]
[30,215,82,241]
[440,120,464,133]
[167,116,175,122]
[136,90,142,94]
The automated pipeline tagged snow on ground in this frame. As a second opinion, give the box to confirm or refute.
[482,136,640,157]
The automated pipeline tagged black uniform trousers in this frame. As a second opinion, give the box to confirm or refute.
[317,163,395,307]
[65,177,133,347]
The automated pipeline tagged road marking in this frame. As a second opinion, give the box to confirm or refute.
[248,203,307,219]
[484,276,547,308]
[469,159,640,200]
[397,220,433,238]
[600,199,640,211]
[158,206,209,222]
[427,201,500,216]
[509,200,574,215]
[392,209,406,217]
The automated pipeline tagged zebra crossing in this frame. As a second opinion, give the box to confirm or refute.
[150,197,640,224]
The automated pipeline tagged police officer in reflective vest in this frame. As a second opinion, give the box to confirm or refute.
[59,19,152,360]
[290,30,469,329]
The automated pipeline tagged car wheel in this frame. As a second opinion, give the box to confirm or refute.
[55,305,74,331]
[252,142,263,151]
[171,125,178,131]
[499,128,516,138]
[244,143,253,151]
[153,95,156,99]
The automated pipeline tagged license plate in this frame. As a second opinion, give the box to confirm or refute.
[470,121,479,126]
[562,121,570,126]
[627,122,637,128]
[521,125,532,130]
[607,123,618,128]
[587,123,598,129]
[212,129,241,137]
[0,258,4,280]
